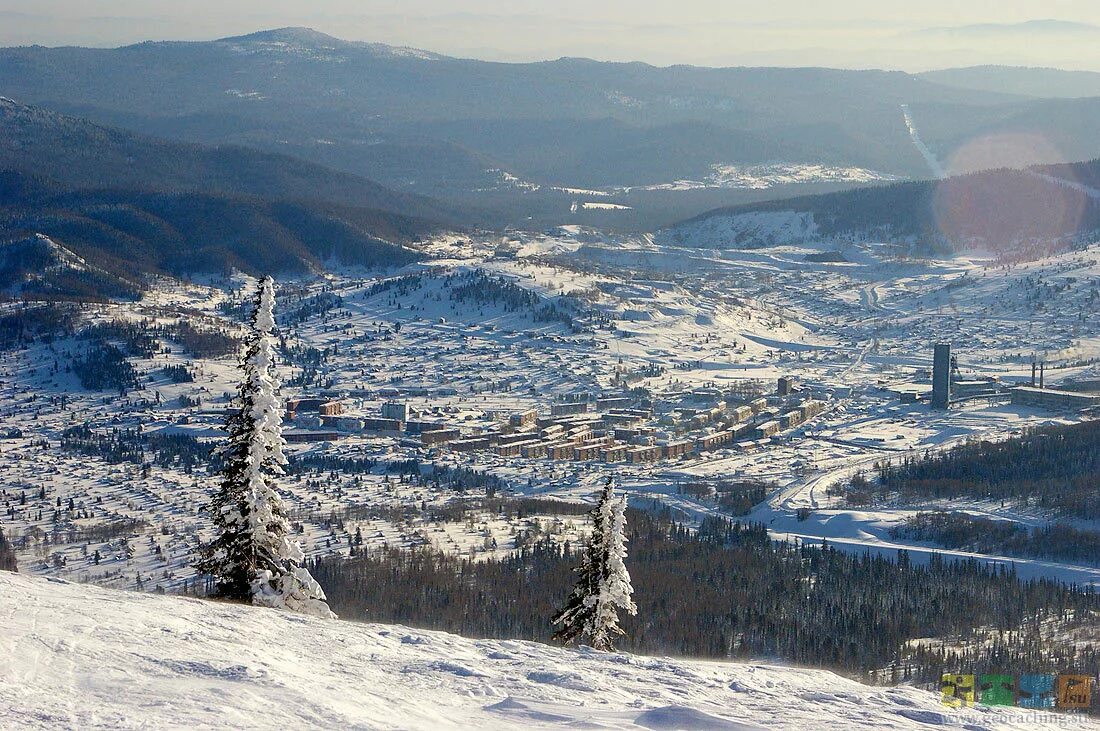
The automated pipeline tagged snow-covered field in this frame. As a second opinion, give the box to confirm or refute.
[631,162,897,192]
[476,160,899,210]
[0,571,1081,730]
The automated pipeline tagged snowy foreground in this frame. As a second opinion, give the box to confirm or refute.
[1,574,1089,730]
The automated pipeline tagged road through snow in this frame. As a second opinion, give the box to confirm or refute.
[743,434,1100,588]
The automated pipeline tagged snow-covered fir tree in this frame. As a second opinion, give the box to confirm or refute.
[196,276,334,619]
[551,477,636,651]
[589,488,636,650]
[551,489,607,647]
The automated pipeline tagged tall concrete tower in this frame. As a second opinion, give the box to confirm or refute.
[932,343,952,409]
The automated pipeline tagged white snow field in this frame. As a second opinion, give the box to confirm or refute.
[0,572,1084,731]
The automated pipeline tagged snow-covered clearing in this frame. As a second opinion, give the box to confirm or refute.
[630,162,897,192]
[580,201,632,210]
[656,211,820,249]
[0,572,1079,730]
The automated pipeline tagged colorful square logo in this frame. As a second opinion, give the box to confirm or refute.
[978,674,1016,707]
[1056,674,1092,710]
[941,673,975,707]
[1018,674,1056,709]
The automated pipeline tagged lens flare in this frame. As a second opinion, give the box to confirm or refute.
[932,133,1087,257]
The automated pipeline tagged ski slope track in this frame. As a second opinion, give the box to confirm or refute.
[900,104,946,179]
[0,572,1079,730]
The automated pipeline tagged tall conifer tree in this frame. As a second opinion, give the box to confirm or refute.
[552,477,636,650]
[197,277,334,618]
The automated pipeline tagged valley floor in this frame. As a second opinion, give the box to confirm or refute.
[0,572,1084,730]
[5,231,1100,596]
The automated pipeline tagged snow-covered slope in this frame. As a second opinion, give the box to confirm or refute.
[656,210,821,249]
[0,572,1081,730]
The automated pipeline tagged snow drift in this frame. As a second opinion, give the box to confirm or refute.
[0,573,1082,730]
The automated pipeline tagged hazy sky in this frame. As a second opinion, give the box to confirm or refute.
[4,1,1100,70]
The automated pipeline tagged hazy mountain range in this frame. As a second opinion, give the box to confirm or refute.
[905,19,1100,41]
[6,27,1100,230]
[6,28,1100,280]
[917,66,1100,100]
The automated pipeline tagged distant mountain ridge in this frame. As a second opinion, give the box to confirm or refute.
[908,19,1100,39]
[919,66,1100,99]
[10,27,1100,229]
[211,27,445,61]
[0,28,1035,207]
[7,29,1100,230]
[0,97,455,224]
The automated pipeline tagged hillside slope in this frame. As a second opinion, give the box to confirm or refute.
[0,572,1077,730]
[659,163,1100,258]
[0,233,141,300]
[0,171,424,286]
[0,98,455,224]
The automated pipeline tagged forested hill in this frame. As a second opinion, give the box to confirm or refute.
[660,163,1100,258]
[0,100,448,296]
[311,504,1100,688]
[0,170,424,298]
[858,417,1100,519]
[0,98,458,225]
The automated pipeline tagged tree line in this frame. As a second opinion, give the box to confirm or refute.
[891,511,1100,566]
[841,419,1100,518]
[309,507,1100,685]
